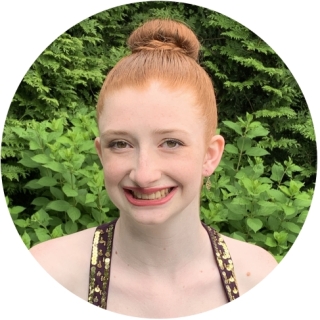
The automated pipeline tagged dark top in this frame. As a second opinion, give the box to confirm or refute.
[88,219,240,309]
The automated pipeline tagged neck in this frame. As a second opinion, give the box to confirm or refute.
[113,209,209,277]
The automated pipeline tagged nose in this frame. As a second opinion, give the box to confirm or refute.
[129,149,162,187]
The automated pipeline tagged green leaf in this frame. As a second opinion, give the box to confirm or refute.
[87,221,99,228]
[18,157,39,168]
[217,175,230,187]
[25,180,43,189]
[268,216,281,231]
[241,178,254,194]
[22,232,31,248]
[64,221,78,234]
[265,236,277,247]
[255,184,271,194]
[67,207,81,222]
[245,147,269,156]
[231,197,251,206]
[92,208,108,224]
[31,197,50,206]
[247,218,263,232]
[223,121,242,135]
[287,233,298,244]
[51,225,64,238]
[279,186,291,197]
[50,187,65,200]
[29,140,42,150]
[78,140,95,152]
[47,131,63,143]
[268,189,288,202]
[251,232,266,243]
[46,200,71,212]
[230,232,246,242]
[227,211,245,221]
[31,154,52,164]
[297,210,309,224]
[270,164,285,182]
[257,201,278,216]
[14,219,28,228]
[225,202,247,216]
[281,221,301,234]
[33,209,50,226]
[37,176,57,187]
[78,214,93,227]
[289,180,303,196]
[72,154,85,170]
[35,228,51,242]
[236,137,252,152]
[245,113,254,123]
[43,161,66,173]
[280,204,296,217]
[224,143,238,154]
[274,231,288,244]
[246,127,269,138]
[85,193,97,204]
[62,183,79,197]
[57,136,73,146]
[9,206,26,215]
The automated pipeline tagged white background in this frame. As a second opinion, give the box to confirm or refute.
[0,1,319,319]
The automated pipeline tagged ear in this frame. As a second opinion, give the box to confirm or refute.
[94,137,103,162]
[202,135,225,177]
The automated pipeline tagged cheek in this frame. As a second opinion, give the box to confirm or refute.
[174,154,204,184]
[101,156,126,187]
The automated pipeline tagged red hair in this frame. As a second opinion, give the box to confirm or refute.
[96,19,217,140]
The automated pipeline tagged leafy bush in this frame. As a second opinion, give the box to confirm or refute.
[200,113,312,262]
[6,109,120,248]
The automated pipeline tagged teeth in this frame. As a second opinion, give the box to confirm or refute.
[132,188,171,200]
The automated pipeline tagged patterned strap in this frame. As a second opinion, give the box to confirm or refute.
[88,220,239,309]
[88,219,116,308]
[202,223,240,301]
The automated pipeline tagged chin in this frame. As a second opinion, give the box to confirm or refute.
[120,207,181,227]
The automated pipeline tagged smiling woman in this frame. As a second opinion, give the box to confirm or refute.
[95,81,222,225]
[29,18,277,318]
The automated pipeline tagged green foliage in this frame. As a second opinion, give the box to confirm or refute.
[1,2,316,260]
[5,110,118,247]
[201,114,312,262]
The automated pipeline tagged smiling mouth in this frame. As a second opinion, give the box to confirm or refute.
[123,187,177,206]
[131,188,173,200]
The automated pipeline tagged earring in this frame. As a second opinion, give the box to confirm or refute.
[205,177,211,190]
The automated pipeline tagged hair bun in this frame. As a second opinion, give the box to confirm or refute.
[127,19,200,61]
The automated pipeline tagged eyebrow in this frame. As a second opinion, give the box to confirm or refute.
[101,130,130,138]
[100,129,189,139]
[152,128,189,135]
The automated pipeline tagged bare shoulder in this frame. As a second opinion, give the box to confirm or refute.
[29,227,96,299]
[221,235,278,294]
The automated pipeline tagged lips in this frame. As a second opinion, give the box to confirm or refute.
[123,187,177,206]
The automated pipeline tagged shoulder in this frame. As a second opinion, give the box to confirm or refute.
[29,227,97,298]
[221,234,278,294]
[30,226,96,261]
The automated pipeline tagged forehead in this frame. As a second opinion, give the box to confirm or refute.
[98,81,203,132]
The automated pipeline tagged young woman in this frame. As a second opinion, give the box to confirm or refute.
[30,19,277,318]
